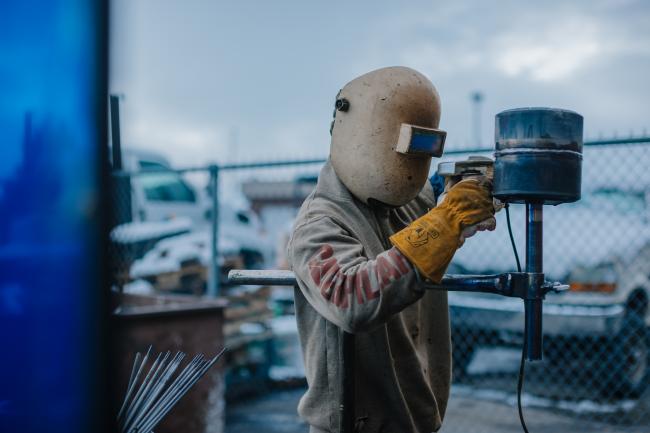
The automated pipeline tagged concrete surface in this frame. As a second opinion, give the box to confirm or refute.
[225,388,308,433]
[224,337,650,432]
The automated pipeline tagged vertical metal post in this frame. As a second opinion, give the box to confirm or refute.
[108,94,132,225]
[109,94,122,170]
[471,91,483,146]
[525,203,543,360]
[207,165,220,297]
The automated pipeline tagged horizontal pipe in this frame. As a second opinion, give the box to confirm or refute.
[424,274,507,294]
[227,270,511,295]
[228,269,297,286]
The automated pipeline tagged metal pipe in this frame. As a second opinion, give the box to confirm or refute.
[426,274,507,295]
[207,165,220,297]
[228,269,297,286]
[525,203,544,361]
[110,94,123,170]
[227,270,510,295]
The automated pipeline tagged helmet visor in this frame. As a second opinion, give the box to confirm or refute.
[395,123,446,157]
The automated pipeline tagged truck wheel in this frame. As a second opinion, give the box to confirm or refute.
[613,317,649,398]
[452,331,475,381]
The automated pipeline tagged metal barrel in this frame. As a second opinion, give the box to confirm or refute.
[493,107,583,205]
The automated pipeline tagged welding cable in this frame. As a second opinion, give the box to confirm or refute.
[505,204,522,273]
[505,204,530,433]
[517,342,530,433]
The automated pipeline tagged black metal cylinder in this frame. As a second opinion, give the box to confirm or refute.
[525,204,543,361]
[493,108,583,205]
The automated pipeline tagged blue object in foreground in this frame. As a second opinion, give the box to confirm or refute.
[0,1,108,432]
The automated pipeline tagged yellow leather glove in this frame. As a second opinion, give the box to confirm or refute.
[437,175,503,246]
[389,179,495,282]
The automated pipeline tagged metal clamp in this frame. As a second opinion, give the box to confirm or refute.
[543,281,570,293]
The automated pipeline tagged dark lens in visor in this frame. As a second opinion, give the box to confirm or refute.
[396,124,446,157]
[409,128,446,156]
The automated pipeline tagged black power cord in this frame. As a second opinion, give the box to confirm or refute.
[505,204,530,433]
[505,204,522,274]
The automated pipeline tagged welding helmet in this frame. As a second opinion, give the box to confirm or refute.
[330,66,445,207]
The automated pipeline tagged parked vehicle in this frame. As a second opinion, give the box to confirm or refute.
[120,148,209,225]
[449,187,650,396]
[112,148,271,292]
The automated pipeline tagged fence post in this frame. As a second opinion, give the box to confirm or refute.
[207,164,220,297]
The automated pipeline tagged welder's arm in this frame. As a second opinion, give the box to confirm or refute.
[289,217,425,334]
[390,179,495,281]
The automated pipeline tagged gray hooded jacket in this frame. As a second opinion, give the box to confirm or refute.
[287,161,452,433]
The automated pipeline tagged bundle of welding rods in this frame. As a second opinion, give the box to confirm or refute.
[117,346,227,433]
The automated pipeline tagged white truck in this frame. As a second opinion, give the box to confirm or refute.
[111,148,271,292]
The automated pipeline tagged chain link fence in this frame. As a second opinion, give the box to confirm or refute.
[110,137,650,432]
[443,139,650,433]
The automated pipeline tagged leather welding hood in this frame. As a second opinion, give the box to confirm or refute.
[330,66,445,207]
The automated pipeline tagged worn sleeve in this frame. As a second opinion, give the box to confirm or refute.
[288,216,425,333]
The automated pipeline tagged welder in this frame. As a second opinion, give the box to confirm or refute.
[287,66,496,433]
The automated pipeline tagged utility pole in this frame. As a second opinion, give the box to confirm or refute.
[471,91,484,147]
[228,126,239,163]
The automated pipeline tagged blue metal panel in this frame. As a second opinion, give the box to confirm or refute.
[0,1,107,432]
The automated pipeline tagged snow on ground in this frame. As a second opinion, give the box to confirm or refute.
[122,279,155,295]
[129,229,244,278]
[110,218,192,243]
[452,384,639,416]
[125,208,275,279]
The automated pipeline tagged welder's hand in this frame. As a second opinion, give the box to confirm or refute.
[458,200,504,246]
[459,217,496,246]
[390,179,495,282]
[437,175,502,246]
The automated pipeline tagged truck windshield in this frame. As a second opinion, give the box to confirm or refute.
[140,173,196,202]
[138,161,196,202]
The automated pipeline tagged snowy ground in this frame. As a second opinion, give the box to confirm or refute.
[225,332,650,433]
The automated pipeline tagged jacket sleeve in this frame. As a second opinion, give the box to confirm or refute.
[288,216,425,333]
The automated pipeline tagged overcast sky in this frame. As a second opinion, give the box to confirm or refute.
[110,0,650,167]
